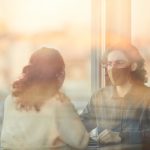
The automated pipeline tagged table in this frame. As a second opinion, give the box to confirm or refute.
[87,139,147,150]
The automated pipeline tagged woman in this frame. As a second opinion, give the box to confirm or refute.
[81,43,150,149]
[1,47,89,150]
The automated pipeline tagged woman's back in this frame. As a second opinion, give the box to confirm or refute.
[1,48,89,149]
[1,92,89,150]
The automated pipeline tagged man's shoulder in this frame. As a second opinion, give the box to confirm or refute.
[141,85,150,107]
[141,85,150,102]
[92,85,114,97]
[137,84,150,95]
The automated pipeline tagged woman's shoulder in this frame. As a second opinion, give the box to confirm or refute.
[49,92,73,108]
[51,92,70,104]
[3,95,19,113]
[50,92,77,114]
[4,95,14,105]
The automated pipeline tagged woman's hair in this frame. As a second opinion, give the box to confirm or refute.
[102,43,148,84]
[12,47,65,111]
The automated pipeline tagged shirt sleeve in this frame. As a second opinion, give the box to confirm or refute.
[141,101,150,144]
[120,100,150,145]
[57,100,89,150]
[80,94,97,132]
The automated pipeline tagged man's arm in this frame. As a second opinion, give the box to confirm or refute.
[120,104,150,145]
[142,103,150,144]
[80,95,97,132]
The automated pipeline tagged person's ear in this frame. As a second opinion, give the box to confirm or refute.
[131,62,137,71]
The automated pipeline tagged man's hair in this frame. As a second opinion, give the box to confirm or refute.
[102,43,147,84]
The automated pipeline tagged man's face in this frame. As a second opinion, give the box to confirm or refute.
[106,50,132,86]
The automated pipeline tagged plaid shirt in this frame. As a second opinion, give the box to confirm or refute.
[81,84,150,144]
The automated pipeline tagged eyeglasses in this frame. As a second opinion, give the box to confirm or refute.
[101,60,131,69]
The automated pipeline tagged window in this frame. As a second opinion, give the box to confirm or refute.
[94,0,150,88]
[0,0,91,111]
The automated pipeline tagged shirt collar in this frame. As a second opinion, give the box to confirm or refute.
[111,83,142,99]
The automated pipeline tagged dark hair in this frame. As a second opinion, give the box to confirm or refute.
[12,47,65,111]
[102,43,147,84]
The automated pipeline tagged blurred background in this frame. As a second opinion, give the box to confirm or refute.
[0,0,150,111]
[0,0,91,111]
[92,0,150,89]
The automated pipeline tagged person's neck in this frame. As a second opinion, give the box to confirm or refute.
[116,81,132,97]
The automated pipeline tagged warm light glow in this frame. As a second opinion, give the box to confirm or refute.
[0,0,92,104]
[132,0,150,37]
[1,0,90,34]
[106,0,131,38]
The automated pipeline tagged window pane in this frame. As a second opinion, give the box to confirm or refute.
[0,0,91,110]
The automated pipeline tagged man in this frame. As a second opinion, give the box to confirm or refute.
[81,43,150,149]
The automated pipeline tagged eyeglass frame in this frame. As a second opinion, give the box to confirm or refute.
[101,60,131,69]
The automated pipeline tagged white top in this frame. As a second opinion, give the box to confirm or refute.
[1,93,89,150]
